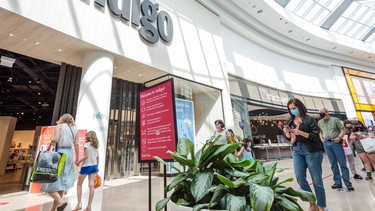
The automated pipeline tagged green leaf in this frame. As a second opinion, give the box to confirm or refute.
[224,168,250,178]
[215,172,235,189]
[274,196,303,211]
[278,187,316,203]
[227,193,247,211]
[178,138,195,159]
[276,178,294,186]
[194,149,202,168]
[165,173,188,192]
[210,185,228,205]
[170,152,195,167]
[154,156,180,173]
[191,170,214,202]
[155,196,171,211]
[250,183,274,211]
[247,173,270,185]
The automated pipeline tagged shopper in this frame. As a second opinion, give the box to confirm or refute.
[318,108,354,191]
[350,121,375,180]
[343,120,363,180]
[235,138,254,161]
[212,119,233,145]
[73,131,100,211]
[284,98,326,211]
[41,113,79,211]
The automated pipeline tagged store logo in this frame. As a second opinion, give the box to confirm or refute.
[93,0,173,44]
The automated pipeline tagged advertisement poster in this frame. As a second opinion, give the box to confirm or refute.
[138,79,177,162]
[175,99,195,145]
[29,127,86,193]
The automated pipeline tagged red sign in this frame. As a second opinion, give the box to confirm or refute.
[139,79,177,162]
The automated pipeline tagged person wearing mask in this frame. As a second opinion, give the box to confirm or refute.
[351,121,375,180]
[343,120,363,180]
[213,119,233,145]
[40,113,79,211]
[283,98,326,211]
[318,108,354,191]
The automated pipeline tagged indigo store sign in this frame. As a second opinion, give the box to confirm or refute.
[94,0,173,44]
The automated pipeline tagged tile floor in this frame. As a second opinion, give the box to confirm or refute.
[0,154,374,211]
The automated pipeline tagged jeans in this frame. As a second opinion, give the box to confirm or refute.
[294,143,326,208]
[323,140,352,186]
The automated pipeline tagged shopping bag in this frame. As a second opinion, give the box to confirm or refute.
[342,135,353,155]
[94,174,102,189]
[30,150,67,183]
[360,138,375,153]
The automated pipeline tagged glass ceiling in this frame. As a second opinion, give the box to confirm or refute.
[283,0,375,44]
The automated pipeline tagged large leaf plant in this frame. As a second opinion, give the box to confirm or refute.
[155,137,316,211]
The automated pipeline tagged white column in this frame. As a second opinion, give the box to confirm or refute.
[72,51,114,196]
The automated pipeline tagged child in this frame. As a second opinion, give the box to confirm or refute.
[73,131,100,211]
[235,138,254,161]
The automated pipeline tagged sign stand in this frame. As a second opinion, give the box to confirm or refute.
[138,79,178,211]
[149,161,152,211]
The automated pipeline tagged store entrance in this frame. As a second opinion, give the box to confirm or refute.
[0,49,60,195]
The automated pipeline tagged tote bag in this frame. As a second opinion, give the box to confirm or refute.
[342,135,353,155]
[359,137,375,153]
[30,150,67,183]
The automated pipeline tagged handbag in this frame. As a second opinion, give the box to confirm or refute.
[342,135,353,155]
[94,174,102,189]
[359,137,375,153]
[30,143,67,183]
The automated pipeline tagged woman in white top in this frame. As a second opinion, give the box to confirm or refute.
[73,131,100,211]
[213,119,233,145]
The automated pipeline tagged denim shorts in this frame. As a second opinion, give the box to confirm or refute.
[79,165,99,175]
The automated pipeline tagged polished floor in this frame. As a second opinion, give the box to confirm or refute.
[0,154,374,211]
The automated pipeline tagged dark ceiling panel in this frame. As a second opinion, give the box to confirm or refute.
[0,48,60,130]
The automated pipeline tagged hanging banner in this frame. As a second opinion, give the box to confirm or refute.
[138,79,177,162]
[175,98,195,145]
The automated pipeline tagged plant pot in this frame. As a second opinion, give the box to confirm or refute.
[169,202,224,211]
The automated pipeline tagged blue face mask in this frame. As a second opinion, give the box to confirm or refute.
[290,108,300,116]
[215,124,222,130]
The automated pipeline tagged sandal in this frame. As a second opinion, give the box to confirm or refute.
[57,202,68,211]
[83,207,91,211]
[72,203,82,211]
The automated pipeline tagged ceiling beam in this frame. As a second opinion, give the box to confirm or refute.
[320,0,352,30]
[274,0,290,8]
[362,27,375,41]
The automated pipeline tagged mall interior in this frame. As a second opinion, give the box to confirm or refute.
[1,0,375,210]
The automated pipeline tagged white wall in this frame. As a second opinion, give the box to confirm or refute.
[223,25,341,99]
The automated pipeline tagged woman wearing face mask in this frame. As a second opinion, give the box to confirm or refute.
[213,119,233,145]
[343,120,363,180]
[283,98,326,211]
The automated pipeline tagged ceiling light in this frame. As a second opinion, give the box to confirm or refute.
[288,30,293,33]
[35,42,40,45]
[257,10,263,13]
[57,49,62,52]
[139,74,142,77]
[0,56,16,68]
[332,47,337,49]
[306,38,310,41]
[7,33,15,37]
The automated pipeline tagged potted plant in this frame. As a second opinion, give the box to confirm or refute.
[155,137,316,211]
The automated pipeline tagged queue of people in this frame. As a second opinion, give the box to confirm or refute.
[212,98,374,211]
